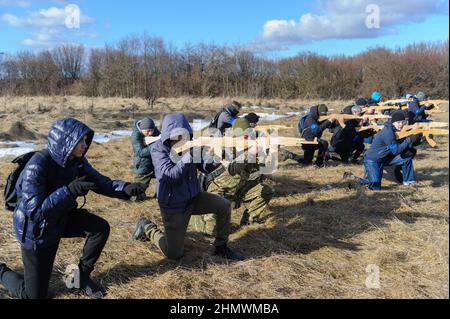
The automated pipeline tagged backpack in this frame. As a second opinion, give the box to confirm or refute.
[297,114,309,136]
[209,109,225,129]
[3,150,51,212]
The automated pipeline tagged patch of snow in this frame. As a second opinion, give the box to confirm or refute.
[0,141,37,158]
[93,130,132,144]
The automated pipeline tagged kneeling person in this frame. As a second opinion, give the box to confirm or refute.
[344,111,422,190]
[132,114,242,261]
[0,118,146,299]
[190,118,275,235]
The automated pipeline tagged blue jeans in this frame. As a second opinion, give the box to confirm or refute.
[356,155,416,190]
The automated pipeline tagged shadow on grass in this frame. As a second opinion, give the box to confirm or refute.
[85,189,441,293]
[384,166,449,188]
[229,190,442,259]
[266,175,353,198]
[8,178,443,299]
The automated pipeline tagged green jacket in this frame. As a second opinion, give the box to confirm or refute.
[131,120,160,176]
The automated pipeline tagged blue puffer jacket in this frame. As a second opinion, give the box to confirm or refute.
[13,118,130,250]
[364,121,413,163]
[151,114,219,214]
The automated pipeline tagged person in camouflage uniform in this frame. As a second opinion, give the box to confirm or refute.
[190,118,275,236]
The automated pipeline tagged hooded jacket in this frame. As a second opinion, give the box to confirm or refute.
[301,105,332,141]
[151,114,219,214]
[13,118,130,250]
[364,121,413,163]
[131,120,161,176]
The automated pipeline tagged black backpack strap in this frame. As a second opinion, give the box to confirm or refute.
[203,165,226,190]
[36,149,51,161]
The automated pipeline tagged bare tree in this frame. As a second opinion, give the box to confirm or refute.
[0,35,448,99]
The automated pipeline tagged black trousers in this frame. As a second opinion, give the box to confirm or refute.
[302,139,329,165]
[335,141,365,163]
[0,209,110,299]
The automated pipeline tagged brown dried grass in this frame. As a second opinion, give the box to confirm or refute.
[0,97,448,299]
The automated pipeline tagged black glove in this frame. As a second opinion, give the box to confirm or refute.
[409,133,423,145]
[426,104,435,110]
[68,176,98,197]
[124,183,147,197]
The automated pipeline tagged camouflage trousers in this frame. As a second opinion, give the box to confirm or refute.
[133,171,154,186]
[143,192,231,260]
[133,172,154,200]
[190,183,275,236]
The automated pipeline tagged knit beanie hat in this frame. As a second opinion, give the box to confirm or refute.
[140,117,155,130]
[317,104,328,115]
[244,113,260,124]
[391,111,406,123]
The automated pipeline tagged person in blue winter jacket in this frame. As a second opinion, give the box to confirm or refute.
[407,92,435,124]
[132,113,243,261]
[344,111,423,190]
[0,118,146,299]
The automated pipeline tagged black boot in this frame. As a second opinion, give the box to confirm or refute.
[213,244,244,261]
[343,171,355,180]
[131,193,148,202]
[239,210,250,226]
[394,166,404,184]
[79,271,105,299]
[132,217,152,241]
[281,150,302,163]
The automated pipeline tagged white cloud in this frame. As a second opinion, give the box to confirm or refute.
[258,0,448,49]
[1,4,97,48]
[21,28,61,47]
[1,6,94,28]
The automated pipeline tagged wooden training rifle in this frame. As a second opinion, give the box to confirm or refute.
[319,114,391,128]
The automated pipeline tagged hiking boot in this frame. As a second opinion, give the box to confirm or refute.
[131,193,148,202]
[213,244,244,261]
[132,217,152,241]
[343,171,355,180]
[249,217,264,225]
[239,210,250,226]
[315,162,325,168]
[281,150,302,163]
[281,150,290,162]
[79,271,105,299]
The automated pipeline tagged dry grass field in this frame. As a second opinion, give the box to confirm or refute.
[0,96,448,299]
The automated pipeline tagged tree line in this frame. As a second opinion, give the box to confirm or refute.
[0,34,448,101]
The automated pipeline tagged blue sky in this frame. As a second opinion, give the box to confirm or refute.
[0,0,448,57]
